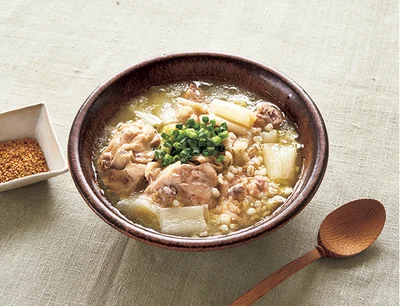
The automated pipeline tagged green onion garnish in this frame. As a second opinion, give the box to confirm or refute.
[155,117,229,166]
[161,132,170,140]
[216,155,224,163]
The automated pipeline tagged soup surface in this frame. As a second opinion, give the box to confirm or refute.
[94,81,303,237]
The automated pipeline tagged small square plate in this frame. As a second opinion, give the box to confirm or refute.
[0,103,68,192]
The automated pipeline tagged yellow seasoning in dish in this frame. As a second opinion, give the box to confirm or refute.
[0,138,49,183]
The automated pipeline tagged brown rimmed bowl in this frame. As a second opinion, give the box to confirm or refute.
[68,52,328,251]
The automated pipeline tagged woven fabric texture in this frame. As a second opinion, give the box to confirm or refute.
[0,0,398,305]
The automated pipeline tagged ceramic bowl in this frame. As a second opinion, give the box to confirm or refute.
[0,103,68,192]
[68,52,328,251]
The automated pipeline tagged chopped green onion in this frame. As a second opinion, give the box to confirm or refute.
[185,128,197,139]
[161,132,170,140]
[206,147,216,156]
[162,154,173,165]
[163,140,172,148]
[173,155,180,162]
[175,133,185,142]
[192,147,200,155]
[154,149,165,159]
[155,118,229,166]
[211,136,221,145]
[199,131,208,138]
[186,118,195,127]
[187,139,197,148]
[219,130,229,139]
[180,150,190,159]
[173,142,183,150]
[199,139,206,147]
[179,141,187,149]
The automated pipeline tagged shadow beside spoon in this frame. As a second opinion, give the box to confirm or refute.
[230,199,386,306]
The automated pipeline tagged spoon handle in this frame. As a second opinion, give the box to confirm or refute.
[230,247,323,306]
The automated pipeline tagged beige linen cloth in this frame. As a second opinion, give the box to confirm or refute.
[0,0,398,305]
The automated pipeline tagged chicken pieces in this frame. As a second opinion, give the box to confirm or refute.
[254,102,284,128]
[145,162,218,207]
[97,121,160,197]
[183,83,205,102]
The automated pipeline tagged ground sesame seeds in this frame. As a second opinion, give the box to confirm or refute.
[0,138,49,183]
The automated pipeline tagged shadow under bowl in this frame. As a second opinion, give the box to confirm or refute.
[68,52,329,251]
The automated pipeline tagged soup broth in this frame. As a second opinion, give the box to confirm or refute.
[94,81,303,237]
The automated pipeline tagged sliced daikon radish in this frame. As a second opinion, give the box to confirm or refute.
[208,113,248,136]
[261,130,279,143]
[263,144,297,181]
[116,196,160,229]
[210,99,257,128]
[135,111,162,126]
[159,205,209,236]
[159,103,177,124]
[176,97,206,113]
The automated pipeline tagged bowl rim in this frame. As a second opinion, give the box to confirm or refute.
[68,51,329,251]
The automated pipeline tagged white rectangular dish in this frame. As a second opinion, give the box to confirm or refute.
[0,103,68,192]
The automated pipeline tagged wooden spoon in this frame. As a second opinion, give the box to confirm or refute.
[230,199,386,306]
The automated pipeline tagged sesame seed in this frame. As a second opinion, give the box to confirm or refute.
[0,138,49,183]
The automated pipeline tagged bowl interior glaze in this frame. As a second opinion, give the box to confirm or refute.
[68,52,328,251]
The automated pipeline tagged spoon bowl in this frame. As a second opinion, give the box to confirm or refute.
[230,199,386,306]
[318,199,386,258]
